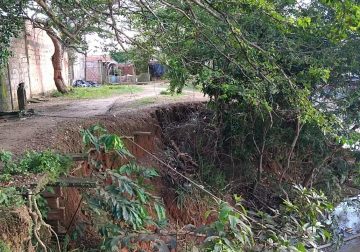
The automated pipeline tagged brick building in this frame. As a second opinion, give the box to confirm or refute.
[85,55,117,83]
[85,55,140,84]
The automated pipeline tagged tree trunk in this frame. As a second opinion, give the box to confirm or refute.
[279,117,302,182]
[47,32,68,93]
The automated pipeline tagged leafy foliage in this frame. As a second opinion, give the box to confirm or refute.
[91,164,166,230]
[252,185,333,251]
[111,47,153,74]
[80,125,167,251]
[0,0,26,66]
[129,0,360,192]
[202,198,253,252]
[110,51,131,63]
[80,124,132,158]
[0,150,72,180]
[0,187,23,208]
[19,151,72,179]
[195,185,333,251]
[35,194,50,219]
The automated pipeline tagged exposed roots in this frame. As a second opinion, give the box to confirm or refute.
[27,192,61,252]
[28,194,47,252]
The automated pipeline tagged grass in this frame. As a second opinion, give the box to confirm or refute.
[131,92,186,108]
[52,84,143,99]
[132,97,157,107]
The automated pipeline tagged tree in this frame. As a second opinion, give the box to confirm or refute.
[27,0,143,92]
[0,1,26,110]
[26,0,98,93]
[110,51,131,63]
[2,0,359,189]
[127,0,360,190]
[0,1,25,66]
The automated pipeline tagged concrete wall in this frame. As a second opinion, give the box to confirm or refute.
[25,23,70,96]
[6,31,31,108]
[1,21,79,111]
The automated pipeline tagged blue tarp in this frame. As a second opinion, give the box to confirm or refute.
[149,63,166,77]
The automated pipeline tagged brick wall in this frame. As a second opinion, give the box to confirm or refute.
[2,21,78,110]
[85,61,101,83]
[6,31,31,108]
[25,22,70,96]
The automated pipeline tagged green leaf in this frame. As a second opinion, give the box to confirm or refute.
[155,203,166,223]
[228,215,240,230]
[295,243,306,252]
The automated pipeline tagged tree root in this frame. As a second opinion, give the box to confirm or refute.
[27,192,61,252]
[28,194,48,252]
[170,140,198,171]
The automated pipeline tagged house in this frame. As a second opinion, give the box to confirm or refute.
[85,55,138,84]
[85,55,118,84]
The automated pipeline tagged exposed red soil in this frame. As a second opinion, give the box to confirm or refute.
[19,102,208,251]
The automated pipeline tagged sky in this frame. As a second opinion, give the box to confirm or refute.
[86,0,312,55]
[86,30,136,55]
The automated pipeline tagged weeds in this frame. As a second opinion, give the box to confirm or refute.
[0,150,72,180]
[51,90,63,97]
[0,187,23,207]
[132,97,156,107]
[201,198,253,252]
[19,151,72,180]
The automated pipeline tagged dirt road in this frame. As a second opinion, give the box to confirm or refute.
[0,83,207,154]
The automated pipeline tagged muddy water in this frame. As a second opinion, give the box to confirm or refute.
[331,197,360,252]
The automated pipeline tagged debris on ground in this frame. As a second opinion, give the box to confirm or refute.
[73,80,100,88]
[28,97,50,103]
[0,109,35,120]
